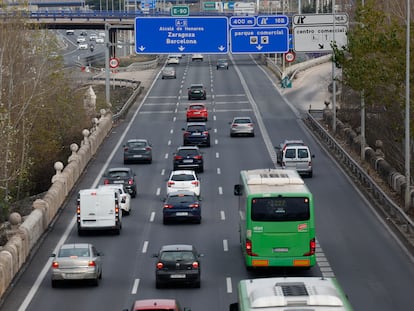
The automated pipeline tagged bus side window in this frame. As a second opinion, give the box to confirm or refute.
[229,303,239,311]
[234,184,242,196]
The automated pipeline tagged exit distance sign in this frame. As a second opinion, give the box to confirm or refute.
[171,5,189,16]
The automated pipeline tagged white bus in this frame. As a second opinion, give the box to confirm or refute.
[230,277,354,311]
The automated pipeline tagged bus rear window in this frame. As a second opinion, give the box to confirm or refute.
[251,197,310,221]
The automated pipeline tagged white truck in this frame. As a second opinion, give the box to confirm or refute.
[76,188,122,235]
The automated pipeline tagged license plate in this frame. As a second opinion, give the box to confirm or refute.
[113,180,124,184]
[133,155,142,158]
[65,273,80,279]
[183,159,193,163]
[192,133,202,136]
[170,274,186,279]
[273,248,289,253]
[194,111,200,114]
[176,212,188,216]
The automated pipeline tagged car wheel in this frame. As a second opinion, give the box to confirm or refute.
[188,96,191,100]
[250,133,255,137]
[163,217,168,225]
[77,228,84,236]
[308,171,313,178]
[230,133,235,137]
[156,280,163,289]
[148,159,152,164]
[131,191,137,198]
[162,76,165,79]
[114,228,121,235]
[196,217,201,224]
[186,118,190,122]
[125,209,130,216]
[91,277,99,286]
[194,280,201,288]
[51,280,59,288]
[123,160,128,165]
[199,166,204,173]
[206,141,211,147]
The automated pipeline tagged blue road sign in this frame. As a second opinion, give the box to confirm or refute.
[230,27,289,54]
[230,16,256,27]
[135,17,228,54]
[257,15,289,26]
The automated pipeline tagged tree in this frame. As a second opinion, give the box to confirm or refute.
[0,15,90,219]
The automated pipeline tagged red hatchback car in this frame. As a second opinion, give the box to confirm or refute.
[186,104,208,122]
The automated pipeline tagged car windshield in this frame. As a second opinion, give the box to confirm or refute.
[190,105,203,110]
[284,149,296,159]
[171,174,195,181]
[187,125,206,132]
[108,171,129,177]
[59,247,90,258]
[128,142,146,148]
[298,148,309,158]
[177,149,198,156]
[191,85,203,90]
[167,194,196,204]
[160,251,195,261]
[234,118,251,124]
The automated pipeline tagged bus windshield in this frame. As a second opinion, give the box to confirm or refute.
[251,197,310,221]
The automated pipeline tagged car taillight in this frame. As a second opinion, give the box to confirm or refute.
[189,203,199,208]
[174,155,183,160]
[163,204,173,209]
[128,178,134,185]
[248,123,253,127]
[191,181,199,186]
[304,238,316,256]
[203,131,208,135]
[146,147,151,151]
[124,147,129,151]
[88,261,96,267]
[77,205,80,215]
[246,239,258,256]
[167,181,175,187]
[232,124,238,127]
[194,155,202,160]
[52,261,59,269]
[184,131,190,137]
[104,179,109,185]
[156,262,164,269]
[192,262,199,269]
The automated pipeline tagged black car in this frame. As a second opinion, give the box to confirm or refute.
[103,167,137,198]
[162,191,201,224]
[123,139,152,164]
[187,84,206,100]
[173,146,204,173]
[153,244,202,288]
[182,123,211,147]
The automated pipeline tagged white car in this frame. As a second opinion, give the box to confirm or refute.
[78,42,88,50]
[98,184,131,215]
[95,37,104,44]
[166,170,200,196]
[167,56,180,65]
[77,36,86,43]
[191,54,203,61]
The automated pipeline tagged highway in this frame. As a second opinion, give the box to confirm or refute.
[1,54,414,311]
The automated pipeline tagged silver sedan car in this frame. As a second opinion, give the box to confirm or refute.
[50,243,103,287]
[229,116,255,137]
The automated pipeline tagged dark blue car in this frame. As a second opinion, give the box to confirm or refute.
[162,191,201,224]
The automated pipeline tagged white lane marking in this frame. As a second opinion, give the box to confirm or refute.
[170,129,174,134]
[147,95,177,99]
[214,128,217,133]
[216,152,219,158]
[218,187,223,195]
[165,153,169,159]
[131,279,140,294]
[156,188,161,196]
[143,102,177,106]
[150,212,155,222]
[139,111,175,114]
[215,94,246,97]
[226,277,233,293]
[215,139,218,145]
[217,168,221,174]
[161,169,165,175]
[220,211,225,220]
[223,239,228,252]
[213,115,217,120]
[215,101,250,105]
[142,241,149,253]
[173,117,176,122]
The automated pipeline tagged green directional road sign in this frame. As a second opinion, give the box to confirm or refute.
[203,2,217,10]
[171,5,189,16]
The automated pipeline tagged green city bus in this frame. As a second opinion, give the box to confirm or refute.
[234,168,316,268]
[230,277,354,311]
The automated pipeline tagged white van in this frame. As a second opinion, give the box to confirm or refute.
[77,188,122,235]
[281,145,314,177]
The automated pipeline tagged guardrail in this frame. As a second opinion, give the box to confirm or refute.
[305,110,414,243]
